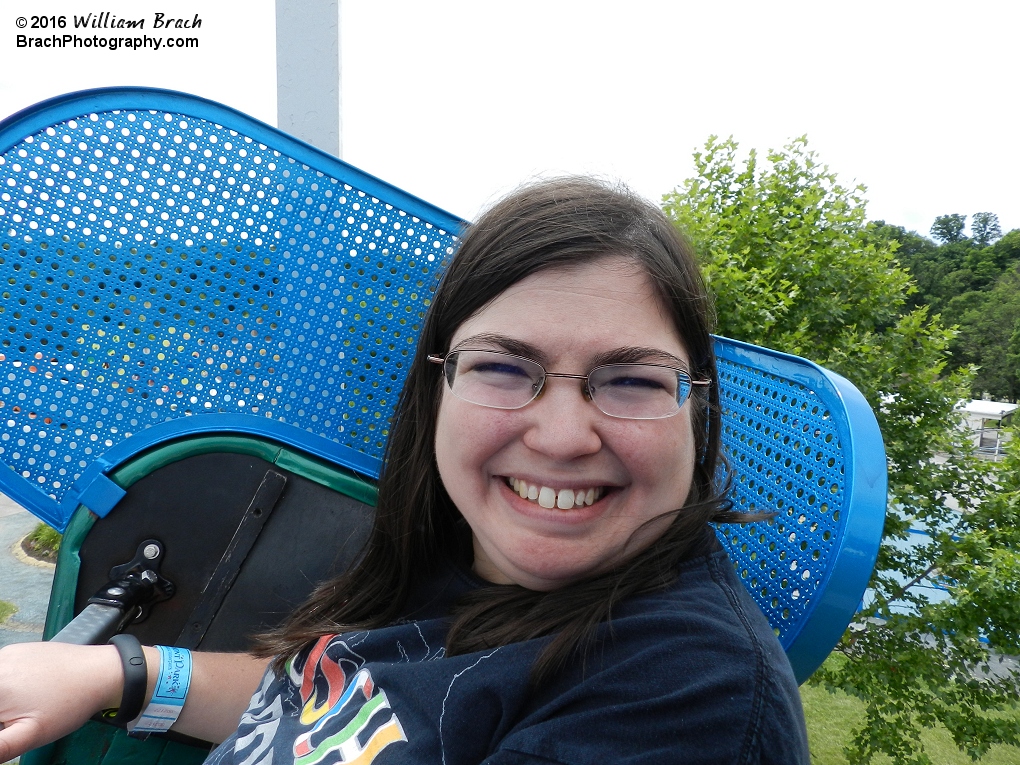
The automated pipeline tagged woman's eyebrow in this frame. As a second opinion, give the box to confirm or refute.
[591,347,690,369]
[451,333,547,363]
[453,335,688,369]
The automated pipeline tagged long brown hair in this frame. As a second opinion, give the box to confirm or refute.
[258,178,748,682]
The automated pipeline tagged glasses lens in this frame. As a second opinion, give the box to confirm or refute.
[445,350,544,409]
[587,364,690,419]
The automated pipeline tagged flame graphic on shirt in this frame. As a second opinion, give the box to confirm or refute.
[291,636,407,765]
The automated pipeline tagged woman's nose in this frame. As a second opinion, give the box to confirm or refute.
[521,377,602,460]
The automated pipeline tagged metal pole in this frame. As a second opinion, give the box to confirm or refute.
[276,0,341,157]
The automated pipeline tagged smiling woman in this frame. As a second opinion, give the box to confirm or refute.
[0,177,810,765]
[241,178,810,763]
[435,261,700,591]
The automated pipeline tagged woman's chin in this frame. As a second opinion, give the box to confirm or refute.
[475,544,610,591]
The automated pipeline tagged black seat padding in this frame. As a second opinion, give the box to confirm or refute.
[74,452,374,651]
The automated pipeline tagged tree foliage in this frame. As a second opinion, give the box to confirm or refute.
[953,264,1020,400]
[663,136,1020,764]
[971,212,1003,248]
[931,214,968,244]
[878,224,1020,400]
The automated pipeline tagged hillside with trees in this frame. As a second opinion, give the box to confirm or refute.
[872,217,1020,401]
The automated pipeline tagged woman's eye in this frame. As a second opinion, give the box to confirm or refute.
[605,374,665,390]
[594,366,679,398]
[473,362,530,377]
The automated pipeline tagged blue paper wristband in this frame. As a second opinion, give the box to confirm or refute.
[128,645,192,735]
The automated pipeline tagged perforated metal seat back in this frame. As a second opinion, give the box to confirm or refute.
[0,89,461,518]
[714,339,885,679]
[0,88,885,682]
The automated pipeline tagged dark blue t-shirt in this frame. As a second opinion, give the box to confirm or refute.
[206,544,809,764]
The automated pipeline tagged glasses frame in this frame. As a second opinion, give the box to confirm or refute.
[427,348,712,420]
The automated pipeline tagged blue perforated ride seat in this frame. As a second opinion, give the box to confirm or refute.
[0,88,886,684]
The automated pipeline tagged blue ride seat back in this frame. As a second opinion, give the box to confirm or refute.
[0,88,886,683]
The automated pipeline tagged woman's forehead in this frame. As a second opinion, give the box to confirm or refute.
[448,259,688,362]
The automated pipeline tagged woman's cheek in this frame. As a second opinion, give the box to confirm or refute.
[626,418,696,506]
[435,399,516,498]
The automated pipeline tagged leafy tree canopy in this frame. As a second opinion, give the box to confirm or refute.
[661,136,911,358]
[953,265,1020,401]
[869,222,1020,399]
[663,136,1020,765]
[971,212,1003,248]
[931,213,968,244]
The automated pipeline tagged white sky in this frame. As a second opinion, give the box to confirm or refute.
[1,0,1017,236]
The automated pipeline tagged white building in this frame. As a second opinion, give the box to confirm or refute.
[956,399,1018,459]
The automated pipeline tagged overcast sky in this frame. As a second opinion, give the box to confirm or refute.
[1,0,1017,235]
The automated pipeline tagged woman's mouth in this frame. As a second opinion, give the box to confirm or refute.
[506,477,605,510]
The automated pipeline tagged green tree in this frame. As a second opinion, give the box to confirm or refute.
[661,136,911,356]
[931,214,969,244]
[877,225,1020,398]
[987,229,1020,274]
[971,212,1003,248]
[663,136,1020,765]
[890,225,1020,316]
[953,265,1020,400]
[870,223,953,313]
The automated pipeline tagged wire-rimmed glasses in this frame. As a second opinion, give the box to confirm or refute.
[428,349,710,420]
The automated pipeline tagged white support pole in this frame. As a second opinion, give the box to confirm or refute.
[276,0,341,157]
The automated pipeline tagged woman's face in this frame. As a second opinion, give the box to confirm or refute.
[434,257,697,591]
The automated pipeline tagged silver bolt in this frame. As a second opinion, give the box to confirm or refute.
[107,586,125,596]
[143,543,160,560]
[140,570,158,583]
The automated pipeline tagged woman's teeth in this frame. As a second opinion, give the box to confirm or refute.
[508,478,603,509]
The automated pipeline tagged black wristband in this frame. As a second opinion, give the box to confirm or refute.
[108,634,147,725]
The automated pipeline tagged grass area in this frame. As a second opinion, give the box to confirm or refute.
[22,521,61,562]
[802,672,1020,764]
[0,598,16,623]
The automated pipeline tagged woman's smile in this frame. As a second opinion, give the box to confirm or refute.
[434,257,697,591]
[505,477,605,510]
[497,476,611,524]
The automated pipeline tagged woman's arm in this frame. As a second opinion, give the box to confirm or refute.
[0,641,267,762]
